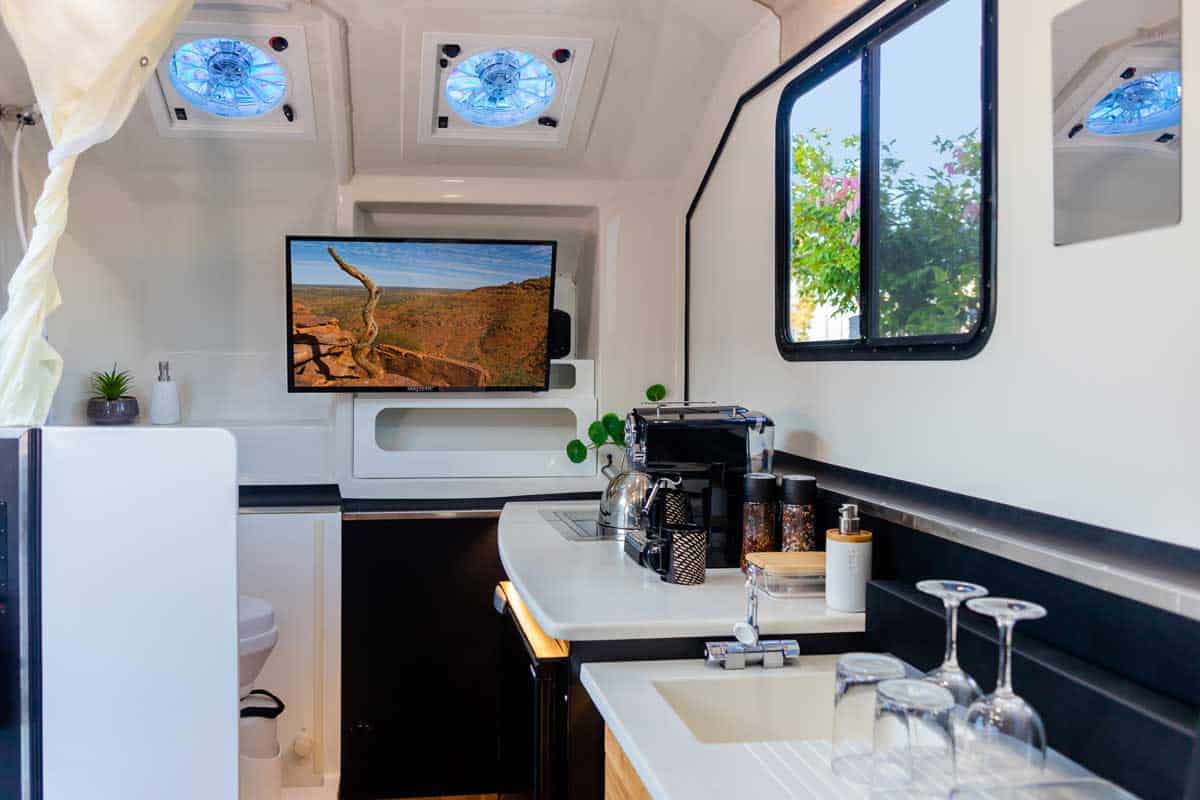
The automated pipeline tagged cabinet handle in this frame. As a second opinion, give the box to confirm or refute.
[346,721,374,736]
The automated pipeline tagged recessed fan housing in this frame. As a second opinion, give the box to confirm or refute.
[148,21,317,140]
[418,33,593,149]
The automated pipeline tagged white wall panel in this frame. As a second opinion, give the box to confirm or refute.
[686,0,1200,549]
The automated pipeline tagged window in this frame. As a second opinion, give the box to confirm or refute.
[444,49,557,128]
[775,0,995,360]
[169,38,288,119]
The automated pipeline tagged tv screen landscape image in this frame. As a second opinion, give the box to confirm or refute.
[287,236,556,392]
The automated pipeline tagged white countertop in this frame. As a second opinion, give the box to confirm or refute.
[497,501,865,641]
[582,658,1094,800]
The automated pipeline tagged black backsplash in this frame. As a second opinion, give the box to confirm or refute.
[868,513,1200,710]
[843,494,1200,800]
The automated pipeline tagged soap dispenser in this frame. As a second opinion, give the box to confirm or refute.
[825,503,872,612]
[150,360,181,425]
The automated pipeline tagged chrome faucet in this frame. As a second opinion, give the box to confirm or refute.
[705,569,800,669]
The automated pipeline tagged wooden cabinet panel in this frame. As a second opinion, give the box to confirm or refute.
[604,726,651,800]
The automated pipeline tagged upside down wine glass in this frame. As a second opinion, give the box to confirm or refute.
[958,598,1049,783]
[917,580,989,708]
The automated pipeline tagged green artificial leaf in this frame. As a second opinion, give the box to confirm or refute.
[566,439,588,464]
[601,412,625,446]
[587,420,608,447]
[645,383,667,402]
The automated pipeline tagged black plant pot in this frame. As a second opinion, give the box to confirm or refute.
[87,397,139,425]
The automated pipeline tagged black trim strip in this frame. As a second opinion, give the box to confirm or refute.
[238,483,342,509]
[684,0,887,397]
[341,492,600,515]
[26,429,41,800]
[774,450,1200,599]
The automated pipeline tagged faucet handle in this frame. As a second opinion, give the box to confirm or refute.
[733,621,758,647]
[704,639,800,670]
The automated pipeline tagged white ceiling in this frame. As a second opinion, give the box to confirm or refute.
[0,0,773,182]
[338,0,771,178]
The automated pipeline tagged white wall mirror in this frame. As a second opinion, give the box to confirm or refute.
[1052,0,1181,245]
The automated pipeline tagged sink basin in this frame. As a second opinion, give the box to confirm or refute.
[653,670,836,744]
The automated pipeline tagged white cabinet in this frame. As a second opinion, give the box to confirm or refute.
[41,428,239,800]
[238,509,341,789]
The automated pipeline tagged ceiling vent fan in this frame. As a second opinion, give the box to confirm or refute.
[145,20,316,140]
[418,32,593,149]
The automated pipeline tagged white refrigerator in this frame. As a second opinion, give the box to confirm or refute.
[1,426,239,800]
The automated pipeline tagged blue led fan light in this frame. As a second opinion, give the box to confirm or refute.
[444,49,556,128]
[1086,70,1182,136]
[169,38,288,119]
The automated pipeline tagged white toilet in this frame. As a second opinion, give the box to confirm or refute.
[238,595,279,697]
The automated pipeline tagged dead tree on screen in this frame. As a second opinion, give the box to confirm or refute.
[327,246,384,379]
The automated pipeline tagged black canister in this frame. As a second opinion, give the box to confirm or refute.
[741,473,778,571]
[780,474,818,552]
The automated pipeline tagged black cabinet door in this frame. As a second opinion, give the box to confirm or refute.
[341,517,507,799]
[497,602,566,800]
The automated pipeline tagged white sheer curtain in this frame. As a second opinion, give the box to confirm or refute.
[0,0,194,425]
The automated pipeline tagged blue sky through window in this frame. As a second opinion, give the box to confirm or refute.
[789,0,982,179]
[290,240,553,290]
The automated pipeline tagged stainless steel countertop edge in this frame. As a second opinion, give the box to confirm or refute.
[820,481,1200,622]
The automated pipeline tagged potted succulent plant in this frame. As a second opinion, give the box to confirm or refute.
[86,365,139,425]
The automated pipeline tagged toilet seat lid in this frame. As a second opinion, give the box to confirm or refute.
[239,595,275,639]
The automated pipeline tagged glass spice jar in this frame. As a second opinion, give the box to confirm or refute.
[780,474,818,552]
[741,473,778,571]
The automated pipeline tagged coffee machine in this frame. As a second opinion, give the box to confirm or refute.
[624,403,775,568]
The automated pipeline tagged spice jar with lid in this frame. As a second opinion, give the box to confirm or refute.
[741,473,778,571]
[779,474,818,552]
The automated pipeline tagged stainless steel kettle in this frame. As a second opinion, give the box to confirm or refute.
[597,454,652,541]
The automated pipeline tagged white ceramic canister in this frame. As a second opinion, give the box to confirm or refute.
[825,503,872,612]
[150,361,181,425]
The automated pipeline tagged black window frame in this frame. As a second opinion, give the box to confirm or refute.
[774,0,997,361]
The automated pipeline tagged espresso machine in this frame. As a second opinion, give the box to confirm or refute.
[622,403,775,568]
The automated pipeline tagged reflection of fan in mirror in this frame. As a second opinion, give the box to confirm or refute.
[1051,0,1181,245]
[1086,70,1181,136]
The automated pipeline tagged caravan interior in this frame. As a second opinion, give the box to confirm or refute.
[0,1,1196,799]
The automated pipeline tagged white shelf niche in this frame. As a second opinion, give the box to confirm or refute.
[352,359,597,479]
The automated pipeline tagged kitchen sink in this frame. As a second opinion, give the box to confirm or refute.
[653,669,836,744]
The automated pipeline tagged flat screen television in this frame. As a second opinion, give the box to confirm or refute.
[286,236,557,392]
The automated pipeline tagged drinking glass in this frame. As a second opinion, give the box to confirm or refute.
[917,580,989,707]
[958,598,1048,783]
[870,678,956,796]
[832,652,907,783]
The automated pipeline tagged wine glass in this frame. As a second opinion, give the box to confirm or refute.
[917,580,989,707]
[959,598,1048,783]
